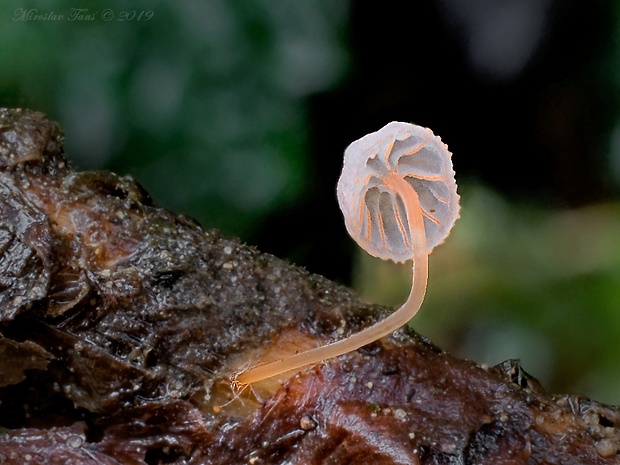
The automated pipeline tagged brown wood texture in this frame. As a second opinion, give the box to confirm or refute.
[0,108,618,464]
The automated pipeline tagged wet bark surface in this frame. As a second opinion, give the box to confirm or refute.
[0,108,618,464]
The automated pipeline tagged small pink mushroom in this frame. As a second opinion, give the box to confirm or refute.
[235,122,459,386]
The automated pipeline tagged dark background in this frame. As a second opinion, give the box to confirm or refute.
[258,1,618,283]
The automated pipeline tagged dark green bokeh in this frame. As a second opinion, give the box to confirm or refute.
[0,0,348,237]
[356,186,620,404]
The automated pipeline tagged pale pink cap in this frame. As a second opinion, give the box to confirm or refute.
[337,121,460,263]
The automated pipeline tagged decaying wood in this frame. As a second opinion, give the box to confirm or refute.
[0,108,618,464]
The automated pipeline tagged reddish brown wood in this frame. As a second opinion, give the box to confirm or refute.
[0,108,618,464]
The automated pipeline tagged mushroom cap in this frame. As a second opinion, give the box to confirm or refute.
[337,121,460,263]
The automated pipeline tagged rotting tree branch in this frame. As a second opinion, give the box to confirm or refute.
[0,108,618,464]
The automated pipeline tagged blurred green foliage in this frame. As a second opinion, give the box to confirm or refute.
[0,0,348,236]
[355,186,620,405]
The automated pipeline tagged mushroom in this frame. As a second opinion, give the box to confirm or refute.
[235,121,459,386]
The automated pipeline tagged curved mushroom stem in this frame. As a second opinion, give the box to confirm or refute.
[234,175,428,387]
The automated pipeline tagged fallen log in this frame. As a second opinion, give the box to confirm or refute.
[0,108,618,464]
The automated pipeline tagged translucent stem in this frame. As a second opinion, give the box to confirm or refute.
[235,176,428,387]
